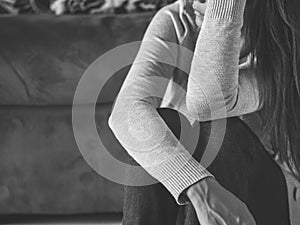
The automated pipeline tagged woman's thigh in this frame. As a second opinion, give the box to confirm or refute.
[122,108,290,225]
[122,149,179,225]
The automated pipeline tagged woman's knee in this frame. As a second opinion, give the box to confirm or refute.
[156,108,182,139]
[156,108,256,148]
[156,108,257,163]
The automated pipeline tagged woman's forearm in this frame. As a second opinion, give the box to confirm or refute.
[186,0,248,121]
[109,4,214,205]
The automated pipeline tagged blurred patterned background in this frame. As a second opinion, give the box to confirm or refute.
[0,0,177,15]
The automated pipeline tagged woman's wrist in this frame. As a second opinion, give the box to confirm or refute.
[185,177,215,202]
[205,0,246,21]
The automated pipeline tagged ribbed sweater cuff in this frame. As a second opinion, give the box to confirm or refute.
[148,153,214,205]
[206,0,246,21]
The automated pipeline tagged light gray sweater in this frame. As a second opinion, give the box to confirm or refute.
[108,0,261,205]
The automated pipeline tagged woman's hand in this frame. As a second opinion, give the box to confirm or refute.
[192,0,207,29]
[186,177,257,225]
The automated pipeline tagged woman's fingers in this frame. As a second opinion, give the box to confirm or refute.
[223,203,256,225]
[187,178,257,225]
[239,204,257,225]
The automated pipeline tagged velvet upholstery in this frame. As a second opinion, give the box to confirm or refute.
[0,13,153,214]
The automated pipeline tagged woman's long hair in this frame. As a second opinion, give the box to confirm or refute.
[242,0,300,180]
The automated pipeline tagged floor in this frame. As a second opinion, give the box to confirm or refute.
[8,223,121,225]
[1,213,122,225]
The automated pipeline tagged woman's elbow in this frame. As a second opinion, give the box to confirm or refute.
[108,106,119,135]
[186,93,212,121]
[186,90,238,121]
[108,113,115,132]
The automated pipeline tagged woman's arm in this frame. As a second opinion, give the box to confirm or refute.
[186,0,261,121]
[108,4,213,205]
[184,0,258,224]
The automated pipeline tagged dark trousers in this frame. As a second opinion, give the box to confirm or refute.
[122,108,291,225]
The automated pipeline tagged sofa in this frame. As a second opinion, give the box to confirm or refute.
[0,13,154,214]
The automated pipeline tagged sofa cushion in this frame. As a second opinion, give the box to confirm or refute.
[0,104,128,214]
[0,14,153,105]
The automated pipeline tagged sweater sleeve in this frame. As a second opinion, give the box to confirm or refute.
[186,0,261,122]
[108,5,214,205]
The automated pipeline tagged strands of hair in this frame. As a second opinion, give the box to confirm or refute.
[243,0,300,180]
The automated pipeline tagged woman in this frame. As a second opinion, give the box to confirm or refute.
[109,0,300,224]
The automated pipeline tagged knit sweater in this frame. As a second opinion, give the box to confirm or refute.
[108,0,261,205]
